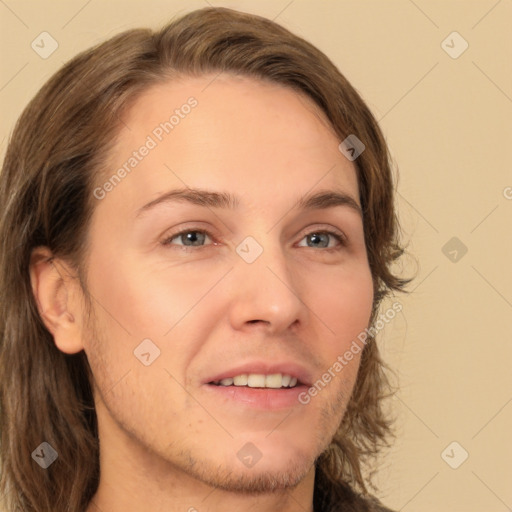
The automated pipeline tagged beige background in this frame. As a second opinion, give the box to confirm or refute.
[1,1,511,511]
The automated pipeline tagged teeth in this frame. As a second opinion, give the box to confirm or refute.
[233,374,248,386]
[265,374,283,388]
[247,374,266,387]
[215,373,299,388]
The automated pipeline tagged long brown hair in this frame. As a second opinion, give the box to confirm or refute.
[0,7,410,511]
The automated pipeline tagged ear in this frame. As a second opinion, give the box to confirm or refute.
[29,246,85,354]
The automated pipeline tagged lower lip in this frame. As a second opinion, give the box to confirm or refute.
[203,383,309,410]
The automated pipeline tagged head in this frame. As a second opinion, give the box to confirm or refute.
[0,7,409,512]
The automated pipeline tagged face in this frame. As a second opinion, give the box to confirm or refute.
[79,74,374,492]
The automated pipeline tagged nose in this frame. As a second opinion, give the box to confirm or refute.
[228,238,306,334]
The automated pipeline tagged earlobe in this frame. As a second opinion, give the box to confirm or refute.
[29,247,85,354]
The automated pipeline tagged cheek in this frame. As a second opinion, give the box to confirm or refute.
[85,249,227,342]
[307,262,374,350]
[82,251,231,397]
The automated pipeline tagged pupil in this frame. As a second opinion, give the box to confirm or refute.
[309,233,328,248]
[185,231,204,246]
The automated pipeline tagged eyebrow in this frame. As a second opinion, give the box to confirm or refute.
[135,187,362,218]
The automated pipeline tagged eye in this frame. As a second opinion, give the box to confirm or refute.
[162,229,213,248]
[297,230,346,250]
[161,227,346,251]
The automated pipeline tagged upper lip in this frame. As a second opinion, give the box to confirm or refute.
[203,360,313,386]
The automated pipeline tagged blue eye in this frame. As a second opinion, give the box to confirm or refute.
[163,230,212,247]
[297,231,345,249]
[161,228,346,251]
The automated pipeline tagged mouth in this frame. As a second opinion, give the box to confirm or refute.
[202,360,313,409]
[203,368,311,410]
[208,373,302,389]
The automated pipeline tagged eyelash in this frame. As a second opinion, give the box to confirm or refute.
[161,227,347,252]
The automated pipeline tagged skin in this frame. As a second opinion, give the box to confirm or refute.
[30,74,374,512]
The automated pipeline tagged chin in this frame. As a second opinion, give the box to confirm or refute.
[175,441,316,494]
[198,461,311,494]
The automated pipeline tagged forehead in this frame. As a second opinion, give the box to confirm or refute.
[124,73,337,139]
[96,74,359,216]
